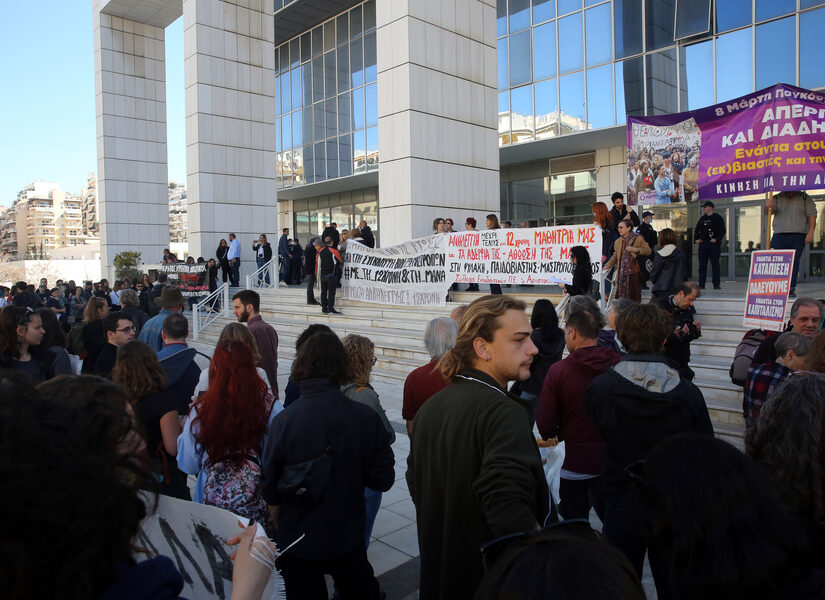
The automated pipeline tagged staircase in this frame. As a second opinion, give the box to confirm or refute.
[189,286,751,447]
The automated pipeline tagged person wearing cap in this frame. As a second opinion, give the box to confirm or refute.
[138,286,186,352]
[634,159,655,193]
[694,201,726,290]
[765,191,817,298]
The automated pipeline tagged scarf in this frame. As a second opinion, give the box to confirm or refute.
[616,232,639,299]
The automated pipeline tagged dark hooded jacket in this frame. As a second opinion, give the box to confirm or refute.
[585,354,713,494]
[0,345,57,383]
[537,345,621,474]
[649,244,685,295]
[518,326,565,397]
[98,556,185,600]
[157,344,208,415]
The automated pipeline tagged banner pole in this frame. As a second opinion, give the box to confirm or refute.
[766,191,774,249]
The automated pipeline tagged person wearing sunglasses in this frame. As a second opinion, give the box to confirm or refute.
[0,305,55,383]
[407,295,547,599]
[93,312,136,379]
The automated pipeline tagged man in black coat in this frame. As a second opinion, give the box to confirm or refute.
[315,238,342,314]
[693,200,726,289]
[321,222,340,249]
[146,272,167,317]
[609,192,640,228]
[358,220,375,248]
[304,239,319,305]
[653,281,702,381]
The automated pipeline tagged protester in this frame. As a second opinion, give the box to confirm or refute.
[747,373,825,568]
[12,281,40,308]
[743,332,810,429]
[253,233,273,287]
[560,245,593,297]
[157,312,210,415]
[359,220,375,248]
[766,191,818,298]
[444,218,455,233]
[34,308,73,376]
[261,331,395,599]
[694,200,726,290]
[807,330,825,372]
[113,339,188,499]
[476,522,645,600]
[69,286,86,324]
[341,334,396,548]
[585,303,712,593]
[232,290,279,397]
[609,192,640,228]
[598,298,632,353]
[433,217,446,233]
[408,295,547,598]
[289,238,304,284]
[451,304,468,323]
[486,215,503,294]
[512,299,564,422]
[654,282,702,381]
[177,338,281,534]
[592,202,616,299]
[304,238,320,305]
[403,317,456,435]
[216,237,231,283]
[753,297,823,363]
[464,218,480,291]
[227,232,242,286]
[637,211,657,251]
[0,306,54,383]
[537,307,620,520]
[321,221,340,248]
[649,227,684,300]
[654,165,678,204]
[108,280,122,310]
[349,227,364,244]
[603,219,651,302]
[339,229,350,254]
[80,296,109,374]
[207,257,219,294]
[145,271,167,317]
[94,312,136,379]
[118,288,148,334]
[138,286,185,352]
[315,237,342,315]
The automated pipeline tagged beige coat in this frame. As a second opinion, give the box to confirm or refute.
[604,234,652,273]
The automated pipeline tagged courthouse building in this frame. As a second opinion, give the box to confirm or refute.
[93,0,825,282]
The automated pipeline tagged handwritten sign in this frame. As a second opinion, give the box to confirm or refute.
[160,263,210,297]
[743,250,794,331]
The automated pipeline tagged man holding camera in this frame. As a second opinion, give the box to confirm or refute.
[653,281,702,381]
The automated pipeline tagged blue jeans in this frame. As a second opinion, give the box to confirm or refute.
[364,487,382,548]
[278,255,290,283]
[770,232,806,292]
[229,259,240,286]
[257,257,271,286]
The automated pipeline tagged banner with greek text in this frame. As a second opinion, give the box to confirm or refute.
[160,263,210,297]
[627,83,825,203]
[743,250,794,331]
[341,224,603,307]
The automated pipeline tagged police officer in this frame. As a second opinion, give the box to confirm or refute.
[693,201,726,290]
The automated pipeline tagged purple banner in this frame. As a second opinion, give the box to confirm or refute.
[743,250,794,331]
[627,83,825,203]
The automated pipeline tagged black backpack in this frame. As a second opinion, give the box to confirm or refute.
[729,329,769,386]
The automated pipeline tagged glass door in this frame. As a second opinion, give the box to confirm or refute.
[733,203,765,280]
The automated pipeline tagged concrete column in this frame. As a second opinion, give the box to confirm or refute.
[376,0,500,246]
[93,2,173,276]
[183,0,277,279]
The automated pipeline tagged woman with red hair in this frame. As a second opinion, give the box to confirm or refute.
[593,202,616,299]
[177,338,282,534]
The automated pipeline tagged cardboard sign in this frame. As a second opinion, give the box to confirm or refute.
[743,250,794,331]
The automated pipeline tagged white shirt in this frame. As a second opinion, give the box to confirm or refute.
[227,237,241,260]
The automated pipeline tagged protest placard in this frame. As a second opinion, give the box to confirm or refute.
[743,250,794,331]
[134,493,283,600]
[160,263,210,297]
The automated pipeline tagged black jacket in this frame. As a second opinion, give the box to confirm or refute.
[0,346,57,383]
[317,246,340,277]
[518,327,565,397]
[94,343,118,379]
[81,321,106,374]
[654,295,701,375]
[146,283,165,317]
[303,244,317,276]
[637,221,657,249]
[254,241,273,262]
[610,206,640,228]
[694,212,726,243]
[361,225,375,248]
[120,305,149,335]
[564,263,593,296]
[321,226,340,249]
[261,378,395,560]
[216,244,230,267]
[585,354,713,494]
[649,245,685,295]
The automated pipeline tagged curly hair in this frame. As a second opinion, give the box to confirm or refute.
[1,373,150,600]
[437,295,526,380]
[746,373,825,526]
[218,322,261,363]
[291,331,350,385]
[112,340,166,399]
[806,330,825,373]
[342,334,375,385]
[194,340,270,468]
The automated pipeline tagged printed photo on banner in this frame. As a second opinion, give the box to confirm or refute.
[159,263,210,297]
[743,250,795,331]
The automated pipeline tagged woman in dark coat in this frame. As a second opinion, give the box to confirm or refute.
[215,238,231,283]
[80,297,109,374]
[649,228,685,300]
[562,245,594,297]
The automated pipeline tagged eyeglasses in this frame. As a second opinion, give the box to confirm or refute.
[116,326,136,333]
[480,518,592,573]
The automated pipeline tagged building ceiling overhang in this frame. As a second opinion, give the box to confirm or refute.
[274,0,363,46]
[99,0,183,29]
[499,125,627,168]
[275,171,378,201]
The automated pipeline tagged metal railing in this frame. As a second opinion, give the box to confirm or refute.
[246,258,276,290]
[192,282,230,341]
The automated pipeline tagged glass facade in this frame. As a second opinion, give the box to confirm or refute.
[274,0,377,188]
[292,188,379,247]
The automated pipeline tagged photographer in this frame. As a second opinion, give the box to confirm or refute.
[653,281,702,381]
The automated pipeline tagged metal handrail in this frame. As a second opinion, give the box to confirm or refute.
[246,258,275,290]
[192,282,230,341]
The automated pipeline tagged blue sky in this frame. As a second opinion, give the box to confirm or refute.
[0,2,186,206]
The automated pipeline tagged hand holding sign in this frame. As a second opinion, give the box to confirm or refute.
[227,522,274,600]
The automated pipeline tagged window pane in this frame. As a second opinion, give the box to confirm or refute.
[325,98,337,138]
[497,0,507,37]
[350,6,362,39]
[314,141,325,180]
[302,63,312,107]
[293,147,304,185]
[338,92,352,134]
[339,134,353,177]
[558,13,583,74]
[509,0,530,32]
[327,139,339,178]
[614,0,643,58]
[337,46,349,93]
[366,126,378,169]
[498,38,509,89]
[679,40,713,110]
[558,0,581,16]
[509,29,532,87]
[313,102,325,141]
[323,21,335,52]
[364,32,377,82]
[802,0,825,8]
[755,17,795,90]
[275,117,281,152]
[585,3,611,66]
[510,84,534,143]
[364,0,376,31]
[300,33,311,63]
[533,21,557,80]
[354,129,366,173]
[312,56,324,102]
[535,77,558,139]
[324,51,336,99]
[675,0,711,38]
[292,110,302,148]
[274,75,281,115]
[560,71,585,132]
[366,83,378,127]
[337,14,348,45]
[280,43,290,72]
[716,28,753,103]
[801,8,825,89]
[616,56,644,120]
[282,113,292,150]
[646,0,675,51]
[303,107,313,144]
[646,48,678,115]
[353,86,365,130]
[290,39,300,68]
[756,0,794,22]
[311,27,323,57]
[351,38,364,88]
[533,0,555,24]
[304,145,314,184]
[498,90,510,145]
[716,0,751,33]
[291,68,301,110]
[280,70,291,113]
[586,65,613,128]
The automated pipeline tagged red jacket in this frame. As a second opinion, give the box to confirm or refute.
[537,345,620,475]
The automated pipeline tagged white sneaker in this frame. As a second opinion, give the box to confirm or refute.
[279,281,288,287]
